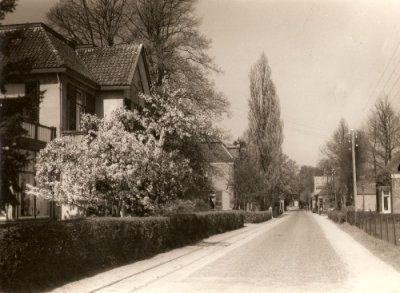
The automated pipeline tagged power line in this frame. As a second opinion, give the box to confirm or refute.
[363,28,400,110]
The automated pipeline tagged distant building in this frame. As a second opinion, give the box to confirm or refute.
[201,142,235,210]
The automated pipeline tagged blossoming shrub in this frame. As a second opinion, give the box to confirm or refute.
[0,211,244,291]
[28,81,221,215]
[243,211,273,223]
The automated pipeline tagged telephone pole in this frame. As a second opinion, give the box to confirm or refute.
[351,129,357,223]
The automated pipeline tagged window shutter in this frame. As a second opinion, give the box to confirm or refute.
[67,84,76,130]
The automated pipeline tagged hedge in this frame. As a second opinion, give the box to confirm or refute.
[0,211,244,292]
[327,210,347,223]
[243,211,273,223]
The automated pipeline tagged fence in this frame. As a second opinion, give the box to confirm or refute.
[346,211,400,246]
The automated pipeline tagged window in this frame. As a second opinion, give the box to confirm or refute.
[18,172,50,218]
[67,84,95,130]
[384,196,389,211]
[215,191,222,210]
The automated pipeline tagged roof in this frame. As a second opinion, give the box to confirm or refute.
[201,142,234,163]
[76,44,141,86]
[0,23,145,87]
[0,23,94,80]
[226,145,240,159]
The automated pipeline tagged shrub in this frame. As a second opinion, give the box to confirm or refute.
[243,211,272,223]
[327,210,347,223]
[0,211,243,292]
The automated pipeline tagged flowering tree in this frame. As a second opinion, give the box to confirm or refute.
[28,82,216,216]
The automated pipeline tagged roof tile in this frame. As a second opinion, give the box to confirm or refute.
[76,44,140,86]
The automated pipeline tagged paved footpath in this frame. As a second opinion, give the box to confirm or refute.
[52,211,400,293]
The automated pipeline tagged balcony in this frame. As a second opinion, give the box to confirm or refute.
[61,130,87,144]
[17,122,57,150]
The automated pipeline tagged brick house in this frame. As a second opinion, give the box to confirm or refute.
[0,23,151,220]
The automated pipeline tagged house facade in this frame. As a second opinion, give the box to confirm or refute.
[202,142,236,210]
[355,180,377,212]
[0,23,151,220]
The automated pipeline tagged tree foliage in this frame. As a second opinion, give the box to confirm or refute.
[0,0,43,214]
[247,53,283,209]
[47,0,129,46]
[232,140,264,210]
[367,96,400,177]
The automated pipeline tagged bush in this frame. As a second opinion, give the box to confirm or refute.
[327,210,347,223]
[0,211,243,292]
[243,211,272,223]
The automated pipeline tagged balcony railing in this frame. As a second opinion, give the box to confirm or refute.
[22,122,57,143]
[61,130,87,144]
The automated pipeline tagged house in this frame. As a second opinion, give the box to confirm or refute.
[201,142,235,210]
[379,154,400,214]
[312,175,339,213]
[312,176,327,212]
[355,180,376,211]
[0,23,151,220]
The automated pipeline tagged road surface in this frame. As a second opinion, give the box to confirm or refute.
[53,211,400,293]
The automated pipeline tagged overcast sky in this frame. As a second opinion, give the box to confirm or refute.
[5,0,400,167]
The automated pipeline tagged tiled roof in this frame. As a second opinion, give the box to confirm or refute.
[0,23,144,87]
[201,142,234,163]
[0,23,94,80]
[76,44,141,86]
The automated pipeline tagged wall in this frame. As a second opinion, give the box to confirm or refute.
[355,194,376,211]
[39,75,60,133]
[391,176,400,213]
[210,163,234,210]
[138,53,150,95]
[101,91,124,118]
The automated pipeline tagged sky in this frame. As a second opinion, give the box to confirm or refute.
[5,0,400,166]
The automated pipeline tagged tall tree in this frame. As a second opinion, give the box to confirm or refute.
[297,165,322,203]
[0,0,39,215]
[232,139,264,210]
[275,154,299,205]
[125,0,217,85]
[247,53,283,209]
[47,0,129,46]
[320,119,369,206]
[367,96,400,178]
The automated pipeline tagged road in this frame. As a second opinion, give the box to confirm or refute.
[53,211,400,293]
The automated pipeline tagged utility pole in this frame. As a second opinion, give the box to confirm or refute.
[351,129,357,223]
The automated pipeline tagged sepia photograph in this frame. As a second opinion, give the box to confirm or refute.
[1,0,400,292]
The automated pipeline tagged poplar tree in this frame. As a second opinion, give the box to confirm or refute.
[247,53,283,210]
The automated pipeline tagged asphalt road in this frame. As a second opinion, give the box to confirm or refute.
[55,211,400,293]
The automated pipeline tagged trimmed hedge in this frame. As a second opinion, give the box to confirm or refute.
[0,211,244,292]
[327,210,347,223]
[243,211,273,223]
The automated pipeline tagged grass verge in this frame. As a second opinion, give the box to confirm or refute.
[337,222,400,272]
